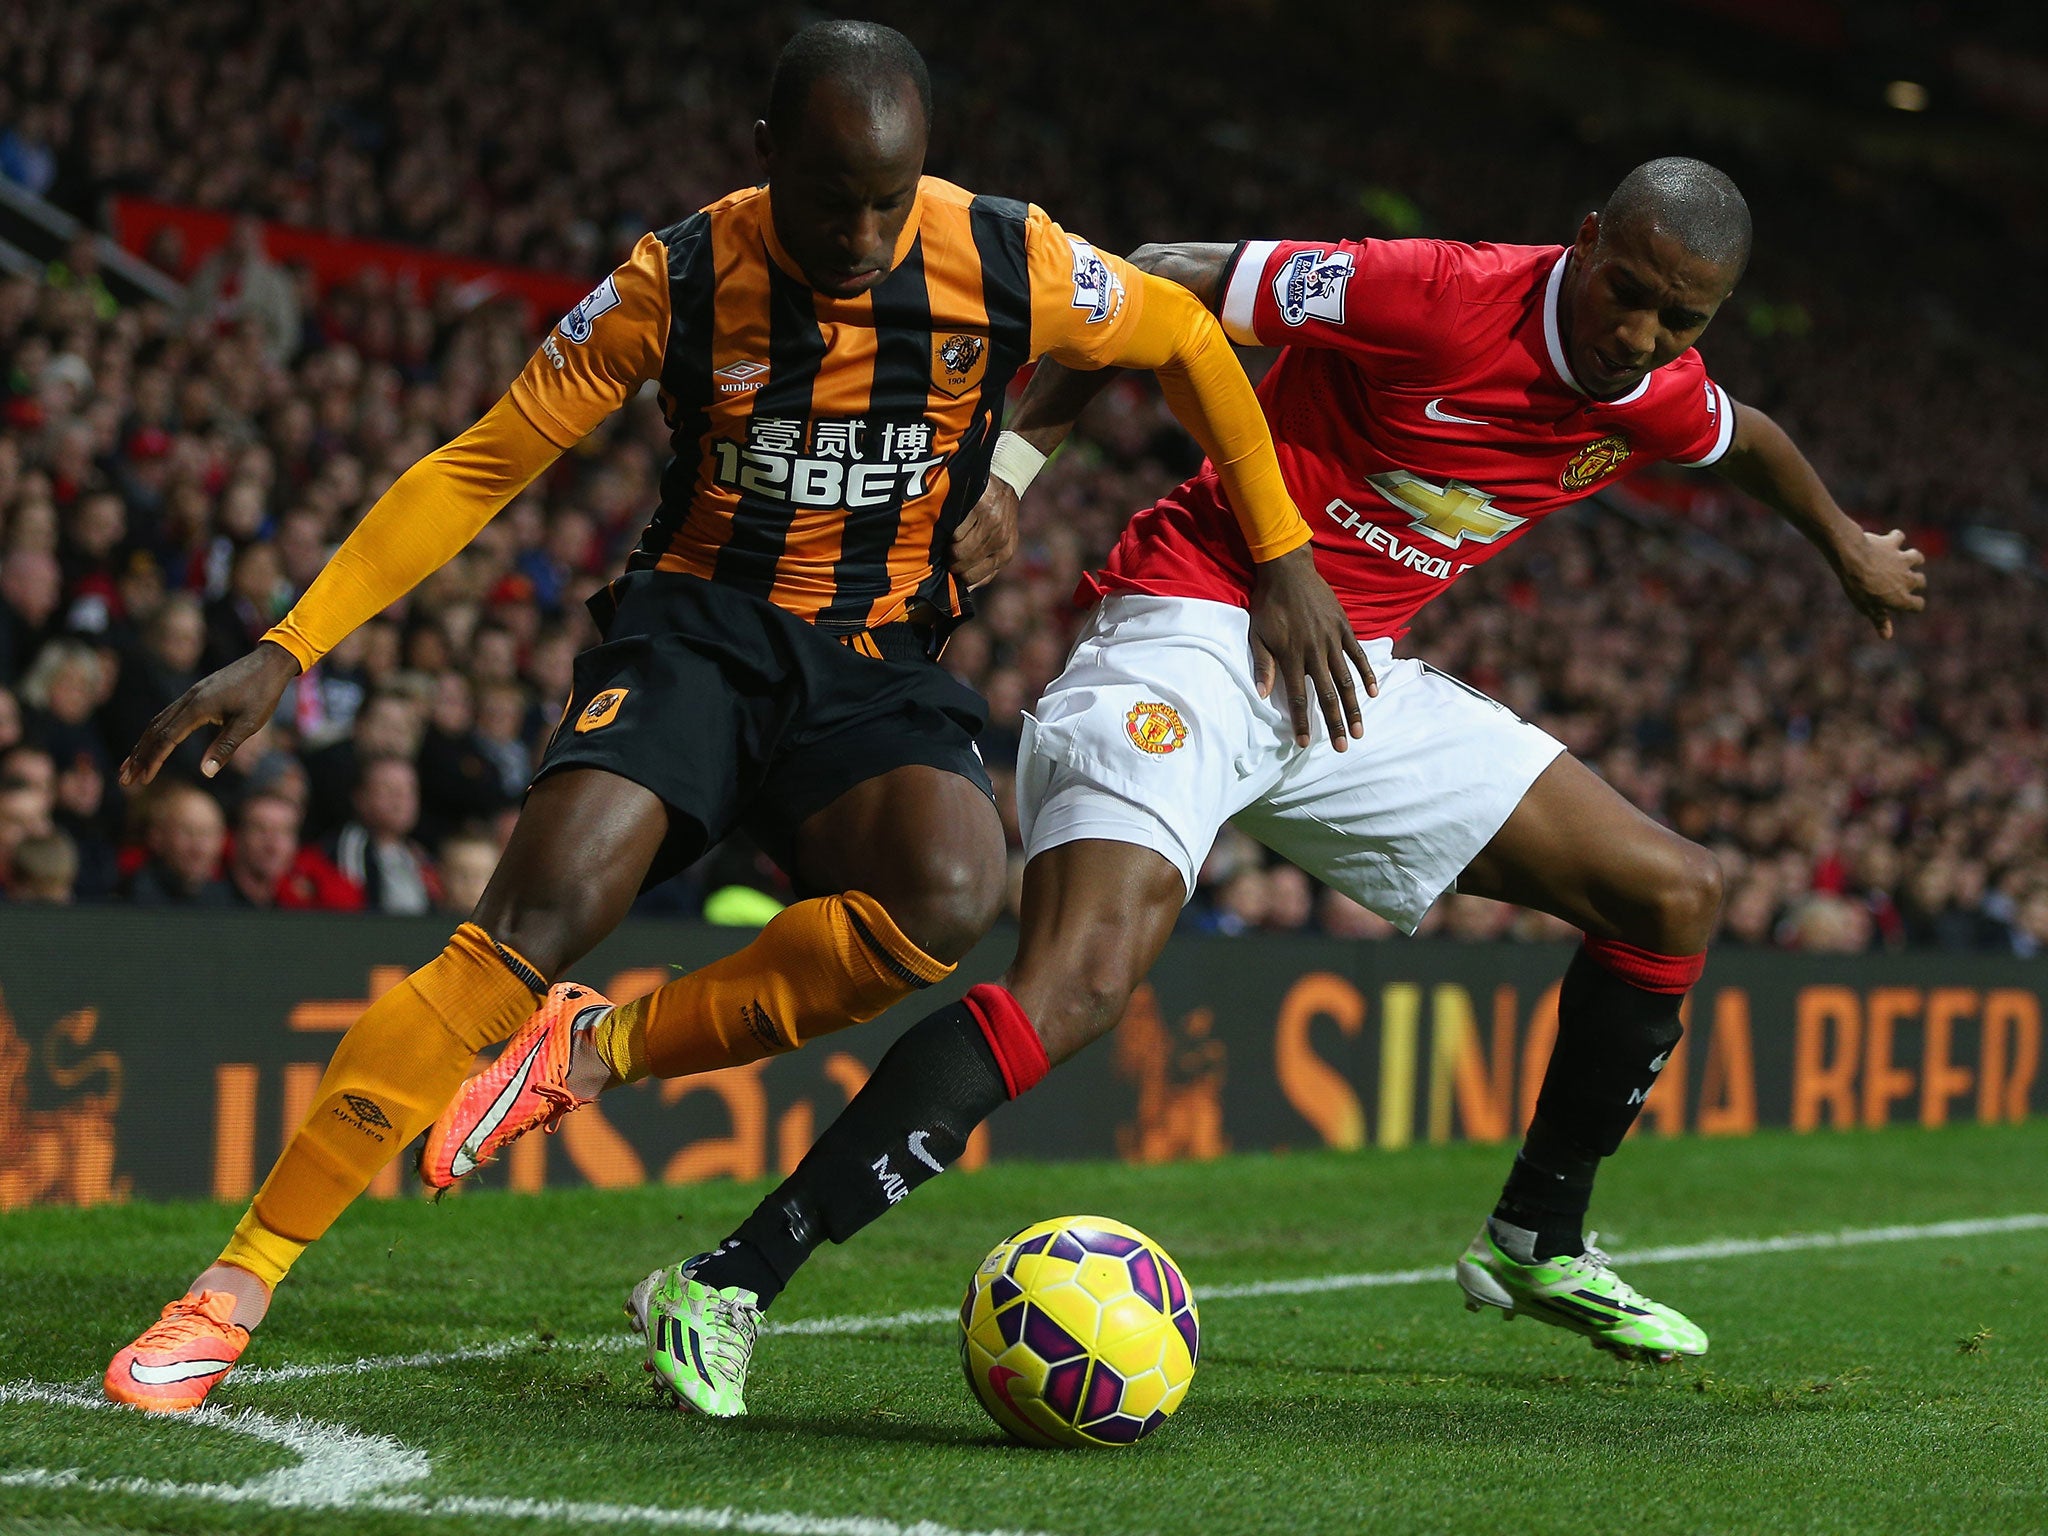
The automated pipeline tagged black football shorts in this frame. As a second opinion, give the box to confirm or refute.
[534,570,993,887]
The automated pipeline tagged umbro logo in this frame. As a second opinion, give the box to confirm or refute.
[715,359,769,394]
[740,1000,782,1054]
[334,1092,390,1142]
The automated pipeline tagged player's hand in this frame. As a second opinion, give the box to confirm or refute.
[951,478,1021,591]
[121,641,302,787]
[1836,527,1927,640]
[1249,545,1375,751]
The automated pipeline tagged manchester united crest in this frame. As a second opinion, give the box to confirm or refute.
[931,332,989,398]
[1125,701,1189,755]
[1560,432,1632,491]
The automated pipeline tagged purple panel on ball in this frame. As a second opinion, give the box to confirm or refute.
[1021,1304,1085,1362]
[1048,1230,1088,1264]
[1128,1250,1165,1312]
[1087,1413,1149,1445]
[1082,1360,1125,1422]
[1015,1232,1052,1256]
[994,1298,1027,1348]
[1161,1257,1187,1311]
[1073,1227,1142,1258]
[990,1273,1023,1309]
[959,1290,975,1332]
[1043,1357,1088,1420]
[1172,1306,1200,1364]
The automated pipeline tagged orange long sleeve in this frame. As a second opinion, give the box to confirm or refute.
[263,396,563,671]
[1067,271,1310,563]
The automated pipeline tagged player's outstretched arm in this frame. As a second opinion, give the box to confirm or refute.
[1712,398,1927,639]
[952,245,1237,591]
[121,397,563,785]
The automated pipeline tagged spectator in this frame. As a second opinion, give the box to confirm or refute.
[16,639,112,779]
[226,790,363,910]
[326,755,439,914]
[100,593,207,781]
[0,778,54,895]
[303,691,423,840]
[437,834,500,917]
[51,747,119,900]
[1263,865,1314,933]
[415,671,514,844]
[11,828,78,903]
[1,550,61,679]
[179,218,301,365]
[123,782,230,905]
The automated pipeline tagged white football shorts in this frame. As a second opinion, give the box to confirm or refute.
[1016,594,1566,932]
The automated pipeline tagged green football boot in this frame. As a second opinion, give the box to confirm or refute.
[627,1255,760,1417]
[1456,1220,1707,1362]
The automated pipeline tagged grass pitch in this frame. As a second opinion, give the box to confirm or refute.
[4,1122,2045,1536]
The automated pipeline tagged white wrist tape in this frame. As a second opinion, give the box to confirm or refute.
[988,431,1047,497]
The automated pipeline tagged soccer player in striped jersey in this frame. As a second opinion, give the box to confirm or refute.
[103,20,1362,1414]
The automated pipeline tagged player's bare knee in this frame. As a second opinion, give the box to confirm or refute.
[470,893,597,982]
[1648,841,1724,953]
[1012,934,1141,1065]
[874,847,1005,965]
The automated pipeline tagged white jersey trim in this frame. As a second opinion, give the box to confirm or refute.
[1221,240,1277,344]
[1674,381,1736,467]
[1542,252,1650,404]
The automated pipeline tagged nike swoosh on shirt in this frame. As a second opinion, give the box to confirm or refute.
[1424,398,1489,426]
[128,1357,236,1385]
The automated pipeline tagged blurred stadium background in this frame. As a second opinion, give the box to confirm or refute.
[0,1,2041,1191]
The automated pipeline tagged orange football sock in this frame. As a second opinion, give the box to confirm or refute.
[595,891,951,1082]
[216,923,545,1287]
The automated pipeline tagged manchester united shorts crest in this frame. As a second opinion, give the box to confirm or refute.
[1016,594,1564,931]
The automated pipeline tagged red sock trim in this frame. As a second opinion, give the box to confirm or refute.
[963,983,1048,1099]
[1582,936,1705,994]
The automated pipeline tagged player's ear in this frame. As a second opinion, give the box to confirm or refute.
[754,119,775,176]
[1575,212,1602,260]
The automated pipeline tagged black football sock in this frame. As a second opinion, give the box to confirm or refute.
[1492,939,1699,1260]
[691,986,1047,1309]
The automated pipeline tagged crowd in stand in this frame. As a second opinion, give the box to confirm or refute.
[0,0,2042,952]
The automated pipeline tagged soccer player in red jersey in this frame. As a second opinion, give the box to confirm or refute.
[653,159,1927,1400]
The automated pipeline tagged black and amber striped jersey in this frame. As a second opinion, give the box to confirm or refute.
[508,177,1157,634]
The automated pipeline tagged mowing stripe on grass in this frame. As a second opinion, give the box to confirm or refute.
[218,1211,2048,1385]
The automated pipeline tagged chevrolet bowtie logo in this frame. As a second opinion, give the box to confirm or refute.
[1365,471,1526,549]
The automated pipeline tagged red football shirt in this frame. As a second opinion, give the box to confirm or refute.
[1088,238,1735,639]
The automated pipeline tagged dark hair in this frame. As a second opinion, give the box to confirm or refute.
[1602,157,1752,277]
[766,20,931,144]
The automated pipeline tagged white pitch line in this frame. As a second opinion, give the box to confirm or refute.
[0,1469,1057,1536]
[207,1210,2048,1384]
[0,1384,1050,1536]
[1197,1210,2048,1299]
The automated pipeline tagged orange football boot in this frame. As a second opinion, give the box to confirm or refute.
[418,981,612,1190]
[104,1291,252,1412]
